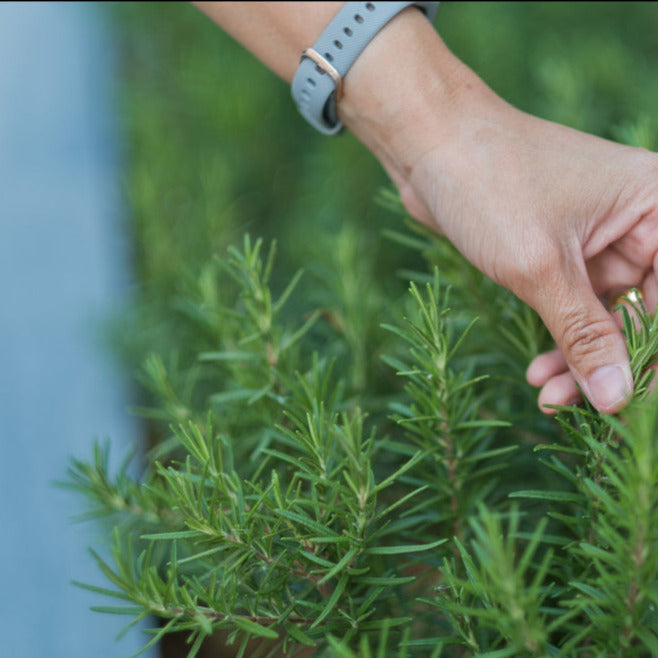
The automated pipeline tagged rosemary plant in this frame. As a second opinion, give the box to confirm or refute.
[67,230,658,656]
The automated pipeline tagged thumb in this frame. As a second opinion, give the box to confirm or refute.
[531,259,633,414]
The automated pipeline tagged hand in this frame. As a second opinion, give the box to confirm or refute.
[340,8,658,415]
[411,103,658,415]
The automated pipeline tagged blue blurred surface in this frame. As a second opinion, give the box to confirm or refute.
[0,3,156,655]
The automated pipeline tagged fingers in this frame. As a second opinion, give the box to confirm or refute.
[528,270,658,415]
[528,250,633,415]
[526,348,567,387]
[586,247,647,297]
[537,371,582,414]
[609,212,658,269]
[527,351,581,414]
[643,267,658,313]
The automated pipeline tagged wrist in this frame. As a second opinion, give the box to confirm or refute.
[337,7,500,215]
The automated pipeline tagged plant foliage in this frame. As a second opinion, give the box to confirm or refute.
[68,233,658,655]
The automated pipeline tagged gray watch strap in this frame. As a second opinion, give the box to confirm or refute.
[291,1,439,135]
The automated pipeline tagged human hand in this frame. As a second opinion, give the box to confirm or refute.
[340,8,658,415]
[411,106,658,415]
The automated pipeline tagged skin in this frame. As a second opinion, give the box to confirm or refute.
[195,2,658,414]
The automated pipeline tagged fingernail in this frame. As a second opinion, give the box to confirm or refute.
[586,365,633,413]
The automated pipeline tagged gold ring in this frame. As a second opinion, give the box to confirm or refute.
[610,287,644,310]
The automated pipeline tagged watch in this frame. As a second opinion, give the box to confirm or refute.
[291,1,440,135]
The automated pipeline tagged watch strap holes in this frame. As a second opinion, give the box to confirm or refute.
[324,52,334,62]
[334,40,343,49]
[343,27,353,36]
[354,13,364,23]
[365,2,375,10]
[306,78,317,87]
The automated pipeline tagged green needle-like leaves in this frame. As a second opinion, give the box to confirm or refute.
[69,241,658,656]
